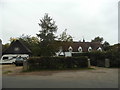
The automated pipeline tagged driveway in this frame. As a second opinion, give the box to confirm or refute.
[1,65,119,88]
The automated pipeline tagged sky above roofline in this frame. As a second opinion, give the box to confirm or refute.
[0,0,119,45]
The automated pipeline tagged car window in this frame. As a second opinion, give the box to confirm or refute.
[3,57,8,60]
[16,57,24,60]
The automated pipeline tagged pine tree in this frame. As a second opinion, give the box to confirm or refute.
[36,13,58,56]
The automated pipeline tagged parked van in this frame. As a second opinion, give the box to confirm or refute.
[0,54,29,64]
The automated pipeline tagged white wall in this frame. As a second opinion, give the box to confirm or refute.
[65,52,72,57]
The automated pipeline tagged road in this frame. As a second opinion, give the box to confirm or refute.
[1,65,118,88]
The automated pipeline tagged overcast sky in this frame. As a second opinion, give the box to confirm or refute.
[0,0,119,45]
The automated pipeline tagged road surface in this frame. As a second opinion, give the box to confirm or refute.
[1,65,118,88]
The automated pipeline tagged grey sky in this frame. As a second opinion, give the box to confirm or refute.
[0,0,119,45]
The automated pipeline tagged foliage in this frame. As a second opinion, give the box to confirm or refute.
[9,34,40,56]
[36,13,57,42]
[72,51,106,66]
[18,34,40,56]
[36,13,58,56]
[27,56,88,70]
[89,51,106,66]
[91,36,103,43]
[106,44,120,67]
[58,29,73,42]
[72,52,91,57]
[72,46,120,68]
[102,41,110,51]
[2,43,10,52]
[9,37,18,42]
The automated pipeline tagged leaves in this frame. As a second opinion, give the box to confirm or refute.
[36,13,58,56]
[91,36,103,43]
[58,29,73,42]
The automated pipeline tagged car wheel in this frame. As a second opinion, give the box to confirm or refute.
[15,63,19,66]
[12,62,15,64]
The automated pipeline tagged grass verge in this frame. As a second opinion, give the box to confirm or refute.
[3,70,12,74]
[22,67,95,73]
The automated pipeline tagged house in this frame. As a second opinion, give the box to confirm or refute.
[56,40,103,57]
[2,40,32,56]
[2,39,102,57]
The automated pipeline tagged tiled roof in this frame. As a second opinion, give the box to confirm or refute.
[60,41,102,52]
[3,40,32,55]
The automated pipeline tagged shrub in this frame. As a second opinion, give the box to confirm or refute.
[106,50,120,67]
[72,50,120,68]
[72,51,106,67]
[89,51,106,66]
[27,56,88,70]
[72,53,90,57]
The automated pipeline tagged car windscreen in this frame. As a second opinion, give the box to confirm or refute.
[16,57,24,60]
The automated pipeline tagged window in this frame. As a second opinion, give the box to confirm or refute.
[14,47,20,51]
[97,47,102,51]
[78,46,82,52]
[68,46,73,52]
[3,57,8,60]
[88,46,92,52]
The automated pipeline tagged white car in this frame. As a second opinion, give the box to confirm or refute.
[0,54,29,64]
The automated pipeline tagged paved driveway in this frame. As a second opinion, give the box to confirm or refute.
[1,65,119,88]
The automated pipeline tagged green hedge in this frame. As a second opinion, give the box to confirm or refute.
[106,50,120,68]
[27,56,88,70]
[72,51,119,67]
[89,52,106,67]
[72,53,91,57]
[72,52,106,67]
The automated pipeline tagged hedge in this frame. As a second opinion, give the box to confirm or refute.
[72,52,105,66]
[106,51,120,68]
[27,56,88,70]
[72,51,120,67]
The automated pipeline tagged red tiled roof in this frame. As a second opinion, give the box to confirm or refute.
[60,41,102,52]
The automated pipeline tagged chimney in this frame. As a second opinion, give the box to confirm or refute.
[83,38,85,42]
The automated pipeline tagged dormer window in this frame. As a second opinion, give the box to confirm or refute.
[88,46,92,52]
[78,46,82,52]
[68,46,73,52]
[97,47,102,51]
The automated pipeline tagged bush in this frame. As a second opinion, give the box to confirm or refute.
[27,56,88,71]
[72,51,106,67]
[106,50,120,67]
[72,50,120,68]
[89,51,106,66]
[72,53,91,57]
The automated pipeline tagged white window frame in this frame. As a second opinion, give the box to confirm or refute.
[97,47,102,51]
[88,46,92,52]
[78,46,82,52]
[68,46,73,52]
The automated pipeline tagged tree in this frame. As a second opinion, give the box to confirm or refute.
[106,43,120,67]
[91,36,103,43]
[9,34,40,56]
[2,43,10,52]
[58,29,73,42]
[9,37,18,43]
[19,34,40,56]
[102,41,110,51]
[36,13,58,56]
[19,34,39,46]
